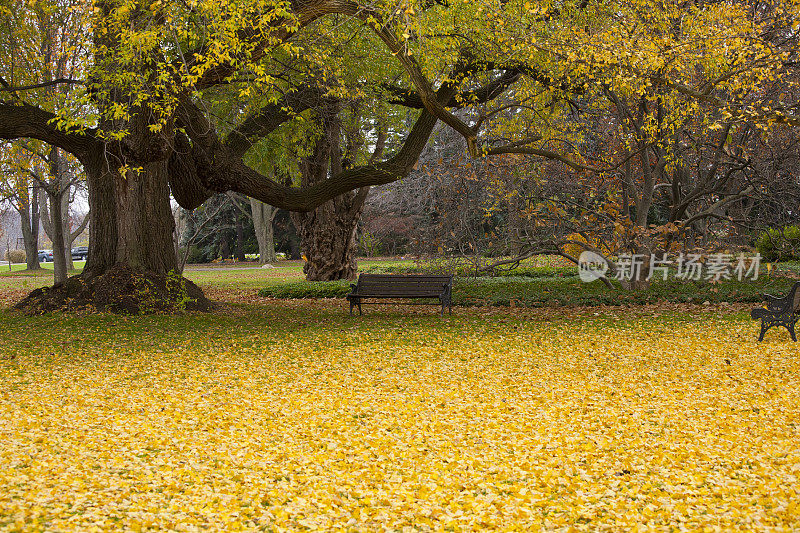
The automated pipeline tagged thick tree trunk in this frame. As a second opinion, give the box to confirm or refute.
[15,155,210,314]
[292,190,367,281]
[251,198,276,264]
[84,158,178,276]
[81,156,116,278]
[290,103,375,281]
[110,160,177,274]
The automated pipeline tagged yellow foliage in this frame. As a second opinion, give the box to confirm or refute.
[562,232,591,258]
[0,305,798,530]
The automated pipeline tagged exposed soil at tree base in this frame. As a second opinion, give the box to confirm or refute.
[13,265,213,315]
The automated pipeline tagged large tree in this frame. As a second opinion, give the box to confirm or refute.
[289,100,389,280]
[0,0,449,310]
[1,0,797,310]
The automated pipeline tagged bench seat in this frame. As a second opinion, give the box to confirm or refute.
[346,274,453,316]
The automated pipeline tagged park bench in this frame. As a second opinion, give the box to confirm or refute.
[750,281,800,341]
[346,273,453,316]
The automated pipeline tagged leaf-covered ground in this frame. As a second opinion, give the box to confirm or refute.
[1,300,798,531]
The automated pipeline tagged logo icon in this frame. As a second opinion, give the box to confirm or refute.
[578,251,609,282]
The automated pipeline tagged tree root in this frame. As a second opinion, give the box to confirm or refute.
[13,264,213,315]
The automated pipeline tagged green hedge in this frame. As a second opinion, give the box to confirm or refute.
[359,261,577,279]
[756,226,800,262]
[454,276,792,307]
[259,275,794,307]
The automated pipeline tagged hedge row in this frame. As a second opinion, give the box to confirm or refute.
[258,275,795,307]
[359,261,577,279]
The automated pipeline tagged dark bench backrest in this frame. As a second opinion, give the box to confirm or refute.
[793,282,800,312]
[355,274,452,297]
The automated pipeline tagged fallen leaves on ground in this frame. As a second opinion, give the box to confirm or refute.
[0,305,798,531]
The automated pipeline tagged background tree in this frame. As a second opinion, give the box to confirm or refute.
[1,141,87,282]
[250,199,278,264]
[36,146,88,278]
[0,144,40,271]
[178,195,257,266]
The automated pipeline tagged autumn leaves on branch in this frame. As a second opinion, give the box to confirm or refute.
[0,0,798,212]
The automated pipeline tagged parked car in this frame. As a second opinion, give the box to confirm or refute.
[38,250,53,262]
[71,246,88,260]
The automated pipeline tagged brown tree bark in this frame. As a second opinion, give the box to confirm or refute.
[19,189,41,271]
[83,155,177,277]
[250,198,277,264]
[292,190,368,281]
[289,102,374,281]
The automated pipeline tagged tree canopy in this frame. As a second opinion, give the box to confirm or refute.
[3,0,795,208]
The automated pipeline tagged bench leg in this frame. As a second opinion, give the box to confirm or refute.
[440,295,452,317]
[758,321,768,342]
[349,298,362,316]
[790,322,797,342]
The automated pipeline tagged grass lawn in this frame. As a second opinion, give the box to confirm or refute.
[0,293,799,530]
[0,258,403,292]
[0,261,87,274]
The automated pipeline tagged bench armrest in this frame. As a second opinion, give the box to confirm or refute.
[764,293,791,313]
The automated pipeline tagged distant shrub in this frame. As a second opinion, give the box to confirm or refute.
[359,231,384,258]
[501,264,576,279]
[755,226,800,262]
[184,245,207,264]
[4,250,26,263]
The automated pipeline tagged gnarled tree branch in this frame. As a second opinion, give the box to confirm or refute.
[0,102,98,160]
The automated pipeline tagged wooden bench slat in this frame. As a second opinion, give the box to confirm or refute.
[352,294,442,298]
[358,287,444,290]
